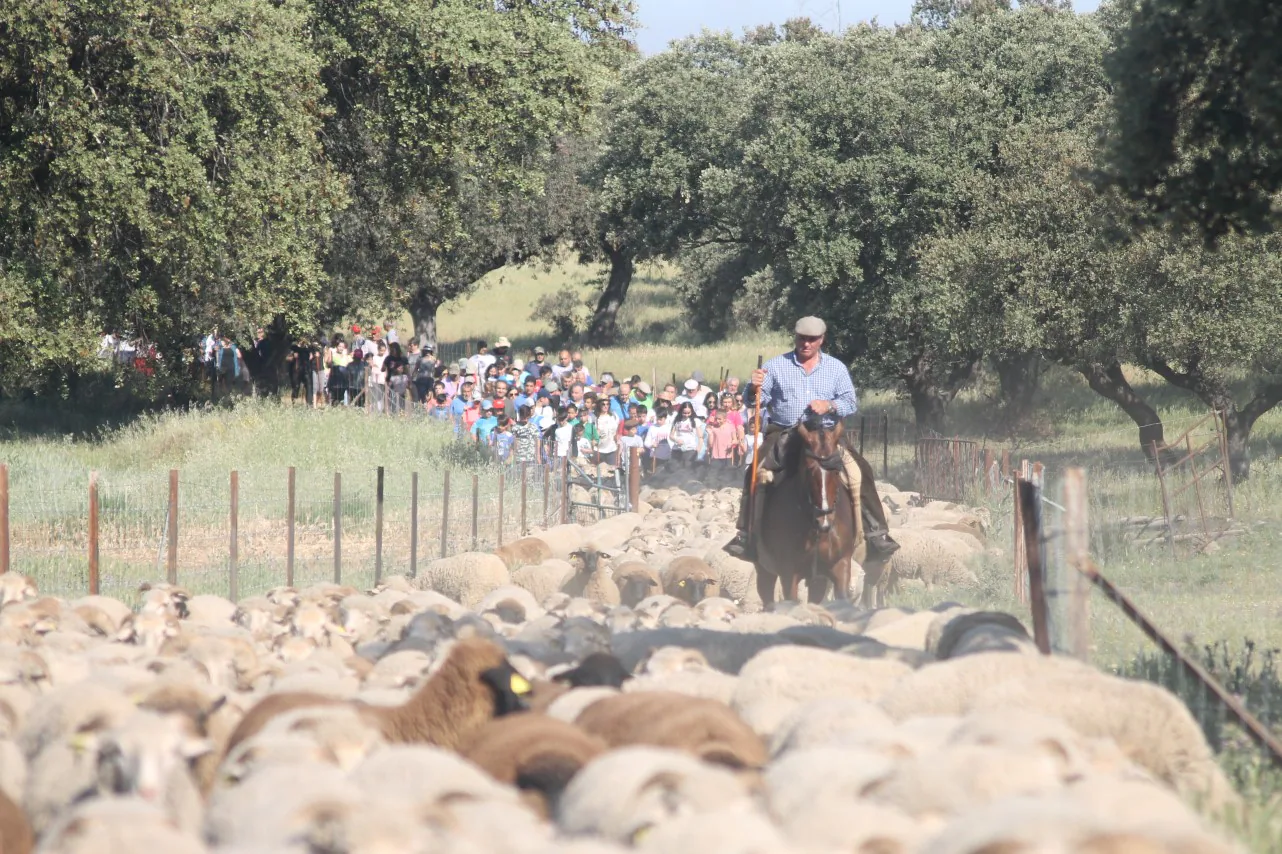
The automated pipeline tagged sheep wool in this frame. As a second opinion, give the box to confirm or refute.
[885,528,980,589]
[612,562,662,608]
[223,637,530,760]
[732,646,912,710]
[417,552,512,608]
[494,536,556,570]
[0,784,31,854]
[556,747,755,843]
[574,691,767,770]
[512,562,575,606]
[460,714,608,815]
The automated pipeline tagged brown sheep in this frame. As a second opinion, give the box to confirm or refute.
[222,638,532,760]
[614,561,662,608]
[494,537,554,571]
[0,786,32,854]
[575,691,767,770]
[561,548,621,607]
[461,714,608,816]
[664,556,720,606]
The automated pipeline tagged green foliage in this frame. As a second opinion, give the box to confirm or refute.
[1103,0,1282,240]
[529,286,592,346]
[0,0,341,388]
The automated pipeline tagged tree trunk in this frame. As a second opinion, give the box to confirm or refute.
[587,247,635,346]
[1220,406,1252,482]
[1078,362,1168,459]
[907,382,949,435]
[409,294,439,350]
[993,352,1043,433]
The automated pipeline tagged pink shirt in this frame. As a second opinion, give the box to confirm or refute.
[706,420,738,460]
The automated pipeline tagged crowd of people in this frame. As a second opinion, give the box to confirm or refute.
[278,327,760,472]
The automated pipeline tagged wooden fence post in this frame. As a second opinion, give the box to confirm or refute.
[440,470,451,559]
[167,469,179,585]
[88,472,100,595]
[881,413,889,481]
[1012,471,1026,604]
[229,471,239,602]
[0,463,8,576]
[286,467,296,587]
[542,464,550,528]
[333,472,342,583]
[1018,476,1050,654]
[470,474,479,551]
[374,466,385,585]
[628,446,641,510]
[1058,467,1092,660]
[520,464,528,536]
[497,470,505,547]
[410,472,419,578]
[561,456,570,524]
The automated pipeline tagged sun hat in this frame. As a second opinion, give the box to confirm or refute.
[636,381,652,396]
[513,358,525,371]
[601,372,614,384]
[495,336,512,348]
[795,316,827,336]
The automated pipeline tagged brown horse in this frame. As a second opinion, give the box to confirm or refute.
[754,420,861,607]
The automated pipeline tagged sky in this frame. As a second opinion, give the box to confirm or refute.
[634,0,1103,55]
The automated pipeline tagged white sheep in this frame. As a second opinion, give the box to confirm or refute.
[414,552,511,608]
[345,744,520,808]
[544,687,622,724]
[511,561,574,605]
[89,708,211,834]
[731,646,912,714]
[204,761,362,848]
[531,523,587,559]
[767,697,895,757]
[556,747,754,843]
[635,802,793,854]
[39,796,209,854]
[0,574,37,607]
[885,528,980,589]
[476,585,546,625]
[181,594,237,628]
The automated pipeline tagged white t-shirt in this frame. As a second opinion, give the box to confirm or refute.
[646,417,672,460]
[595,413,620,454]
[670,416,701,452]
[534,404,556,431]
[673,395,707,418]
[370,354,386,385]
[554,423,574,458]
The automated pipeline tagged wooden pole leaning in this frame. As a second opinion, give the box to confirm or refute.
[747,355,765,545]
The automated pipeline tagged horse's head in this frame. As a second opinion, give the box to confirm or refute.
[794,420,845,534]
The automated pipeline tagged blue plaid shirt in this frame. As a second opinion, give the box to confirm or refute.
[758,351,857,428]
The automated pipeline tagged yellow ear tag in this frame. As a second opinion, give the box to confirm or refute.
[510,673,532,695]
[677,580,686,587]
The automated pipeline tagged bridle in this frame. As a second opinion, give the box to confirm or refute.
[802,445,842,533]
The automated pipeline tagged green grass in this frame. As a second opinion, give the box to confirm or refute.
[0,400,553,600]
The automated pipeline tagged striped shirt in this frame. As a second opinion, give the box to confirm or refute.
[757,351,857,428]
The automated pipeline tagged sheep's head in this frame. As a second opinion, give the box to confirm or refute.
[569,547,612,575]
[478,659,534,716]
[93,710,211,803]
[0,573,37,607]
[138,583,190,619]
[117,612,181,651]
[616,565,661,608]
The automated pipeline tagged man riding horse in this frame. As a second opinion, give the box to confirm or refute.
[724,316,900,562]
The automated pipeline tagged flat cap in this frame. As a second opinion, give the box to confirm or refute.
[795,316,827,336]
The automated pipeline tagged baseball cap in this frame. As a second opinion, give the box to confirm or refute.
[424,343,435,352]
[513,358,525,371]
[601,372,614,384]
[636,381,652,395]
[533,346,546,355]
[683,378,698,391]
[544,380,559,393]
[457,358,469,370]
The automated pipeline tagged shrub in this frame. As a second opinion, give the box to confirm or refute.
[530,286,590,345]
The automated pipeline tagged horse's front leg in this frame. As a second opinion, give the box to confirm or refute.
[783,571,802,602]
[755,566,777,610]
[830,555,852,602]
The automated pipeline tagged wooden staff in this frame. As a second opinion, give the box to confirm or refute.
[748,355,764,542]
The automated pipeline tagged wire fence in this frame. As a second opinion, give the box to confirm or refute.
[0,461,569,602]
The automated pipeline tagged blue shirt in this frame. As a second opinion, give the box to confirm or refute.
[758,351,857,428]
[471,416,498,442]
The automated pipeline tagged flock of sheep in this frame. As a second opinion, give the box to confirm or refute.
[0,469,1250,853]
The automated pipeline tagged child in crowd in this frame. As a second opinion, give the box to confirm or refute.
[705,408,738,469]
[493,416,514,461]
